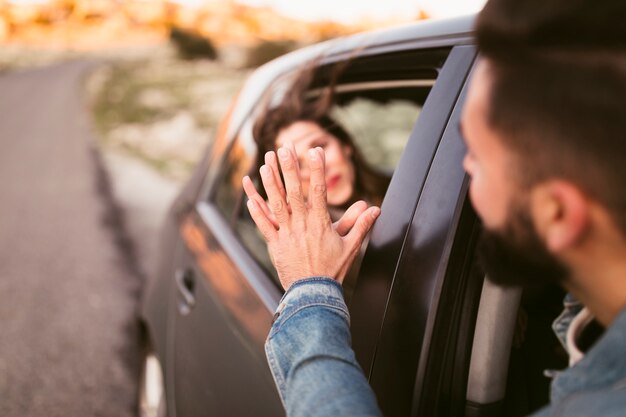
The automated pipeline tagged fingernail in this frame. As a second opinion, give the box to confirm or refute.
[260,165,269,177]
[308,149,317,160]
[371,207,381,219]
[278,148,288,160]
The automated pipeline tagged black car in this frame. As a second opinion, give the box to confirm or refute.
[139,14,566,417]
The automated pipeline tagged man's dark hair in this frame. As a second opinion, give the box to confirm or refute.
[475,0,626,234]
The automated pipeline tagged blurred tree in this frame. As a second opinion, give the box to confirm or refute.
[245,39,297,68]
[169,26,218,60]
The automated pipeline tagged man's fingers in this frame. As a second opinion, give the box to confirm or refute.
[242,176,279,228]
[345,206,381,248]
[285,140,302,179]
[260,164,290,225]
[265,151,286,199]
[246,199,278,242]
[316,146,325,166]
[334,200,368,236]
[308,148,331,224]
[277,146,307,222]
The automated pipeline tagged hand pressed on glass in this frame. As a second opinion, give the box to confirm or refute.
[242,143,381,291]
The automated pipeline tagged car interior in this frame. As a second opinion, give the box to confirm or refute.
[466,261,568,417]
[420,203,570,417]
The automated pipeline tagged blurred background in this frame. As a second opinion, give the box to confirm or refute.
[0,0,484,416]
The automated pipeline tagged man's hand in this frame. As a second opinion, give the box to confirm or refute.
[242,144,380,291]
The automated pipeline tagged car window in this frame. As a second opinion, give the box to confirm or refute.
[209,44,449,289]
[211,83,431,288]
[210,119,282,280]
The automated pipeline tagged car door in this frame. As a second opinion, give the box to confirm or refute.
[352,45,478,417]
[168,42,476,417]
[169,102,286,416]
[170,205,283,417]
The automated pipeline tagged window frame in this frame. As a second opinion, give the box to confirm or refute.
[346,45,477,417]
[218,91,433,286]
[206,47,457,291]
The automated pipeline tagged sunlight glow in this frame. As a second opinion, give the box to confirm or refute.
[236,0,486,23]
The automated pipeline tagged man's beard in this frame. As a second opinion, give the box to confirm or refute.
[477,201,570,288]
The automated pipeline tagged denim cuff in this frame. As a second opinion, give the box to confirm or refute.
[265,277,354,408]
[270,277,347,334]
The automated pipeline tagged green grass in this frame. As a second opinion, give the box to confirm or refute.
[86,50,249,179]
[90,59,247,133]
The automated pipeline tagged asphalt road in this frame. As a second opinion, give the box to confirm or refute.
[0,62,148,417]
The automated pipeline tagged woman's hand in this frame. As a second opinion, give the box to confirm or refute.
[242,144,380,291]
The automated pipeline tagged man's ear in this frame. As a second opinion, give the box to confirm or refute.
[530,181,590,252]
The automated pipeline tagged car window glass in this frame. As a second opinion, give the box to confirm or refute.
[331,97,421,172]
[213,122,255,219]
[212,121,280,281]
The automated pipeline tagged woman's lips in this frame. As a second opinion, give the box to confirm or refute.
[327,174,341,189]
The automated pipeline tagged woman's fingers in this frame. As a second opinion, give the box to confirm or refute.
[260,163,291,225]
[277,147,307,223]
[344,206,381,249]
[242,176,279,228]
[334,200,368,236]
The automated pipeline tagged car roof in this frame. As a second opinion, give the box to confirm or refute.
[224,14,476,146]
[266,14,475,71]
[326,14,474,55]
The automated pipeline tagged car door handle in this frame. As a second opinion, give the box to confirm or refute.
[175,269,196,315]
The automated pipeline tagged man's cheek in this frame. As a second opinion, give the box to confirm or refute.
[469,179,498,229]
[468,180,485,219]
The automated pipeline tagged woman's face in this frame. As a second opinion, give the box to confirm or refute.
[275,121,355,207]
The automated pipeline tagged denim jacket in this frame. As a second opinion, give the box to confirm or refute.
[533,297,626,416]
[266,277,626,417]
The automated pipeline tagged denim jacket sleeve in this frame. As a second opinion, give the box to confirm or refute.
[265,277,383,417]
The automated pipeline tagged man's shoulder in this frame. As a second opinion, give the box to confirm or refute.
[535,381,626,417]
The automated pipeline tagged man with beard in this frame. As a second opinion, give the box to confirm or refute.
[242,0,626,415]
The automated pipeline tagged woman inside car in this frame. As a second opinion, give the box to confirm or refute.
[245,63,390,222]
[242,63,391,299]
